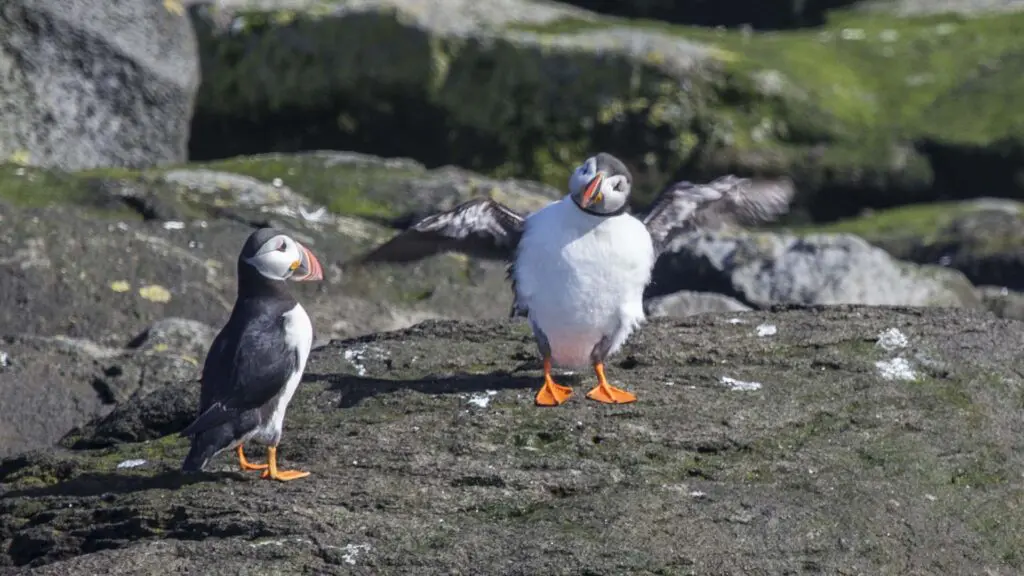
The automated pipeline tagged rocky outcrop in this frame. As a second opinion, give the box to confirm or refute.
[0,335,197,459]
[2,307,1022,573]
[649,231,984,309]
[0,0,199,170]
[557,0,1024,29]
[186,0,1024,221]
[803,198,1024,291]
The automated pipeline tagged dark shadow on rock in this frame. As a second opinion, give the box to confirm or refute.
[308,371,546,408]
[3,470,226,499]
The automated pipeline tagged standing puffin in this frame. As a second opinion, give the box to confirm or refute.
[181,227,324,481]
[354,153,794,406]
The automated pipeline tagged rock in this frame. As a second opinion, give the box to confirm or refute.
[556,0,853,29]
[0,335,198,459]
[188,1,1024,221]
[127,318,218,360]
[0,153,556,347]
[2,307,1023,573]
[558,0,1024,30]
[977,285,1024,321]
[644,290,752,318]
[803,199,1024,290]
[0,0,199,170]
[649,231,986,309]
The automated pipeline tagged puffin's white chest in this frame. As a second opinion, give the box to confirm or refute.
[255,303,313,443]
[514,199,655,367]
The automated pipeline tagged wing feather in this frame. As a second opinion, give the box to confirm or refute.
[642,175,795,252]
[353,198,526,264]
[180,309,298,437]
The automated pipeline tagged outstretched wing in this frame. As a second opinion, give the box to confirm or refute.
[353,198,527,264]
[642,175,795,252]
[181,307,298,437]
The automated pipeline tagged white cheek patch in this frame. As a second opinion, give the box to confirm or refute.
[246,250,296,280]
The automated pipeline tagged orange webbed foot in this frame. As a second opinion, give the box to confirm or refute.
[535,356,573,406]
[259,446,310,482]
[237,445,268,471]
[585,362,636,404]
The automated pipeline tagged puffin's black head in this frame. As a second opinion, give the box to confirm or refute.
[239,227,323,283]
[569,152,633,216]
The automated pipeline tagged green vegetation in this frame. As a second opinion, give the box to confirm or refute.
[195,155,418,219]
[512,9,1024,147]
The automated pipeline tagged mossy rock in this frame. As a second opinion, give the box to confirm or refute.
[2,307,1023,572]
[187,1,1024,222]
[791,199,1024,289]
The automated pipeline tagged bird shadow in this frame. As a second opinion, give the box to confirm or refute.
[305,367,586,409]
[2,469,228,499]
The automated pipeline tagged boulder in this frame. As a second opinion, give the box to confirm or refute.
[644,290,752,318]
[0,0,199,170]
[0,334,197,459]
[799,198,1024,290]
[649,231,985,309]
[187,0,1024,221]
[2,307,1023,573]
[977,285,1024,321]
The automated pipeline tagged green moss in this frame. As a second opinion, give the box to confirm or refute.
[786,201,960,238]
[194,155,420,219]
[0,164,93,208]
[512,10,1024,148]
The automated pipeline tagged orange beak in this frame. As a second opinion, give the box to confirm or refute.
[291,243,323,282]
[580,173,604,208]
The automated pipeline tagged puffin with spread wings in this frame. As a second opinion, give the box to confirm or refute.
[354,153,795,406]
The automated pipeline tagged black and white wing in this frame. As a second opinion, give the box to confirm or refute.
[180,306,298,438]
[353,198,527,264]
[642,175,796,252]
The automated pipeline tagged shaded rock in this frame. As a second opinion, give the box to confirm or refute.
[802,199,1024,290]
[188,1,1024,221]
[0,335,197,459]
[977,285,1024,321]
[557,0,857,29]
[559,0,1024,30]
[650,231,985,309]
[2,307,1023,573]
[644,290,752,318]
[0,0,199,170]
[126,318,217,360]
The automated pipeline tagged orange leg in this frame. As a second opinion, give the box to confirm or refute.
[585,362,636,404]
[534,356,574,407]
[259,446,310,482]
[237,445,268,471]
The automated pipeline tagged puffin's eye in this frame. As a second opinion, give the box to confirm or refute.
[277,241,288,252]
[613,179,625,192]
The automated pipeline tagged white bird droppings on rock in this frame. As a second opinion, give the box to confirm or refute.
[342,543,371,565]
[468,390,497,408]
[0,351,8,367]
[272,177,284,188]
[875,357,917,381]
[721,376,762,391]
[116,459,147,469]
[876,328,908,351]
[689,490,706,498]
[756,323,777,337]
[162,221,185,230]
[727,318,745,324]
[342,345,386,377]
